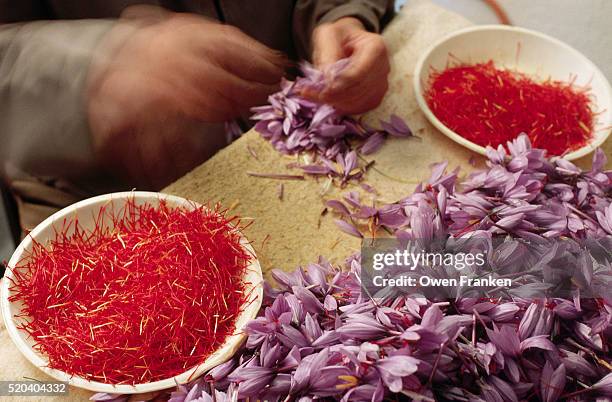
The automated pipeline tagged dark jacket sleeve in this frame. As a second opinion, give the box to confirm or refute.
[0,0,50,23]
[292,0,395,59]
[0,19,114,190]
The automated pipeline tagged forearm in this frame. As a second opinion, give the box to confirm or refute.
[0,20,114,190]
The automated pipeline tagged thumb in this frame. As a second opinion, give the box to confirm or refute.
[302,24,346,102]
[311,25,345,68]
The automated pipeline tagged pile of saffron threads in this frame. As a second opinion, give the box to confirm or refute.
[9,199,251,384]
[425,60,595,156]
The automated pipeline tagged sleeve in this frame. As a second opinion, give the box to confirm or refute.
[292,0,395,59]
[0,0,49,23]
[0,20,115,190]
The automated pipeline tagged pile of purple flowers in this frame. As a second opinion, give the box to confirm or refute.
[164,259,611,402]
[329,134,612,242]
[93,136,611,402]
[250,61,412,183]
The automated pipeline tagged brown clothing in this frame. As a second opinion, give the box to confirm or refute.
[0,0,394,229]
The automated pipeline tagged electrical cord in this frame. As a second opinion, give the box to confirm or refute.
[482,0,511,25]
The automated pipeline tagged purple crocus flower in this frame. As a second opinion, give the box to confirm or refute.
[375,355,419,392]
[228,366,274,397]
[337,314,390,341]
[380,114,413,137]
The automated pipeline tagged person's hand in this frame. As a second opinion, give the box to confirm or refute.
[305,17,390,114]
[88,10,285,188]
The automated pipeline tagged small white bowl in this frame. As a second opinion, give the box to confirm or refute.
[0,191,263,394]
[414,25,612,160]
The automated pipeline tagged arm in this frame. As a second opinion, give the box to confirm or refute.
[1,9,284,194]
[292,0,395,59]
[294,0,395,114]
[0,20,114,189]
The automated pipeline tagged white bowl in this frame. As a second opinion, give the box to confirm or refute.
[0,191,263,394]
[414,25,612,160]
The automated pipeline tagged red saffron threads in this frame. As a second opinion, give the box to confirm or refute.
[9,199,251,384]
[425,60,595,156]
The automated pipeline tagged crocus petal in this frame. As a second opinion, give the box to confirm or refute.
[592,372,612,396]
[324,294,338,311]
[361,132,386,155]
[326,200,351,216]
[301,164,332,175]
[540,362,566,402]
[377,356,419,393]
[334,219,363,238]
[90,394,127,402]
[486,325,521,356]
[390,114,413,136]
[520,335,556,352]
[292,286,325,314]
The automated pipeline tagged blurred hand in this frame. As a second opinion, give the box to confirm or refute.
[88,9,285,188]
[305,17,390,114]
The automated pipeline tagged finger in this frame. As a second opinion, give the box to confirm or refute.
[168,78,241,122]
[319,73,388,114]
[207,25,288,84]
[332,85,388,114]
[326,36,388,95]
[218,47,286,85]
[121,4,172,21]
[312,24,345,67]
[199,62,279,106]
[147,60,241,121]
[177,93,239,122]
[319,73,376,104]
[324,88,384,114]
[189,63,279,115]
[160,53,274,120]
[300,24,346,103]
[216,69,280,108]
[299,87,322,104]
[218,24,284,62]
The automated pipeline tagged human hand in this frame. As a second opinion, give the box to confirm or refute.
[88,10,285,188]
[304,17,390,114]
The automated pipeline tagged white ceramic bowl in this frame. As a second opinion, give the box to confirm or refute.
[414,25,612,160]
[0,191,263,394]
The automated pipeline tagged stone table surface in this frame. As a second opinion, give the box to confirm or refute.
[1,0,609,400]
